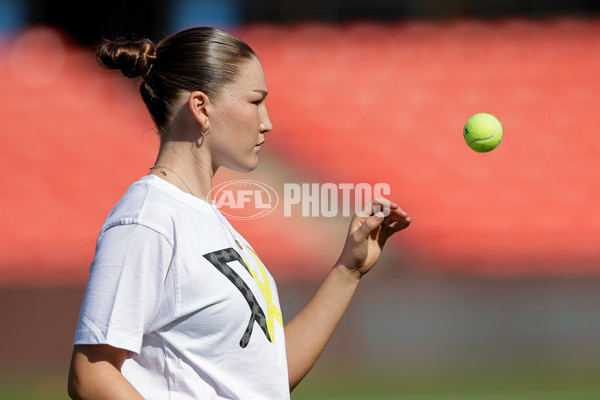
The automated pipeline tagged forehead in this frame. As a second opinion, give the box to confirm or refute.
[228,56,267,92]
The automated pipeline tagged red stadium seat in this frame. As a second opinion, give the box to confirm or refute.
[2,17,600,285]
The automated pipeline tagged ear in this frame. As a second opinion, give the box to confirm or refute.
[188,91,211,127]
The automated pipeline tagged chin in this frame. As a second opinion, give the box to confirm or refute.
[226,157,259,173]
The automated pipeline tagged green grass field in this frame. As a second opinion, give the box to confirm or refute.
[4,362,600,400]
[291,361,600,400]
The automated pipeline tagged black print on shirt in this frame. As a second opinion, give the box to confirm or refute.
[203,248,272,348]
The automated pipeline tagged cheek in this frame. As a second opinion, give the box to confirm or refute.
[217,100,259,137]
[239,108,260,131]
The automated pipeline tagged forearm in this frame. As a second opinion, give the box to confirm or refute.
[68,346,144,400]
[285,263,361,390]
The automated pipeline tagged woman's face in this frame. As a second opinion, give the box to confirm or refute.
[208,56,273,172]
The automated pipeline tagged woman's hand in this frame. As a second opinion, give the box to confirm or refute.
[336,198,411,279]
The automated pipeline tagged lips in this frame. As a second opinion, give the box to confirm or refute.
[256,141,265,146]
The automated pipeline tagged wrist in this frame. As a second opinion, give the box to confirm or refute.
[332,260,363,284]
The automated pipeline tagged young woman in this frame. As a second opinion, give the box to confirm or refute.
[68,27,411,400]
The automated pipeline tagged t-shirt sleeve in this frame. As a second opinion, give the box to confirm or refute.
[74,223,173,356]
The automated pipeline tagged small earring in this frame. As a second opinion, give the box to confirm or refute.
[201,124,212,137]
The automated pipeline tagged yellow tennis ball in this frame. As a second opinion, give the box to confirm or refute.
[463,113,503,152]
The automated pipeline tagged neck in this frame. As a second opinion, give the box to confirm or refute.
[150,142,216,201]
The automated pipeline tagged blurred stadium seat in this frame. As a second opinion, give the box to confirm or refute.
[243,16,600,277]
[1,17,599,286]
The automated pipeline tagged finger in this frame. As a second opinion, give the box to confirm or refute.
[381,209,411,237]
[353,212,385,242]
[357,197,394,218]
[372,198,393,217]
[383,215,412,235]
[373,197,399,209]
[382,208,410,226]
[371,198,391,214]
[388,218,412,232]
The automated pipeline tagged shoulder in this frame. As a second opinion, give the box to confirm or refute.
[99,175,214,243]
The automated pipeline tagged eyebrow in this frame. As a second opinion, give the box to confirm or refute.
[253,89,268,98]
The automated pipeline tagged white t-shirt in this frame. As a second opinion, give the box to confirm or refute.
[74,175,289,399]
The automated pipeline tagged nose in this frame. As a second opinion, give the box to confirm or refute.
[260,108,273,133]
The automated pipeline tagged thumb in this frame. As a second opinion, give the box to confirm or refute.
[353,212,385,242]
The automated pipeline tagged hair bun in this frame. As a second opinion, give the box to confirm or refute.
[96,38,156,78]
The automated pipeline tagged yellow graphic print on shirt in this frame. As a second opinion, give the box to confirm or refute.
[203,247,282,347]
[241,246,283,342]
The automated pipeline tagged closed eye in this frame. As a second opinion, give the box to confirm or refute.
[252,89,268,105]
